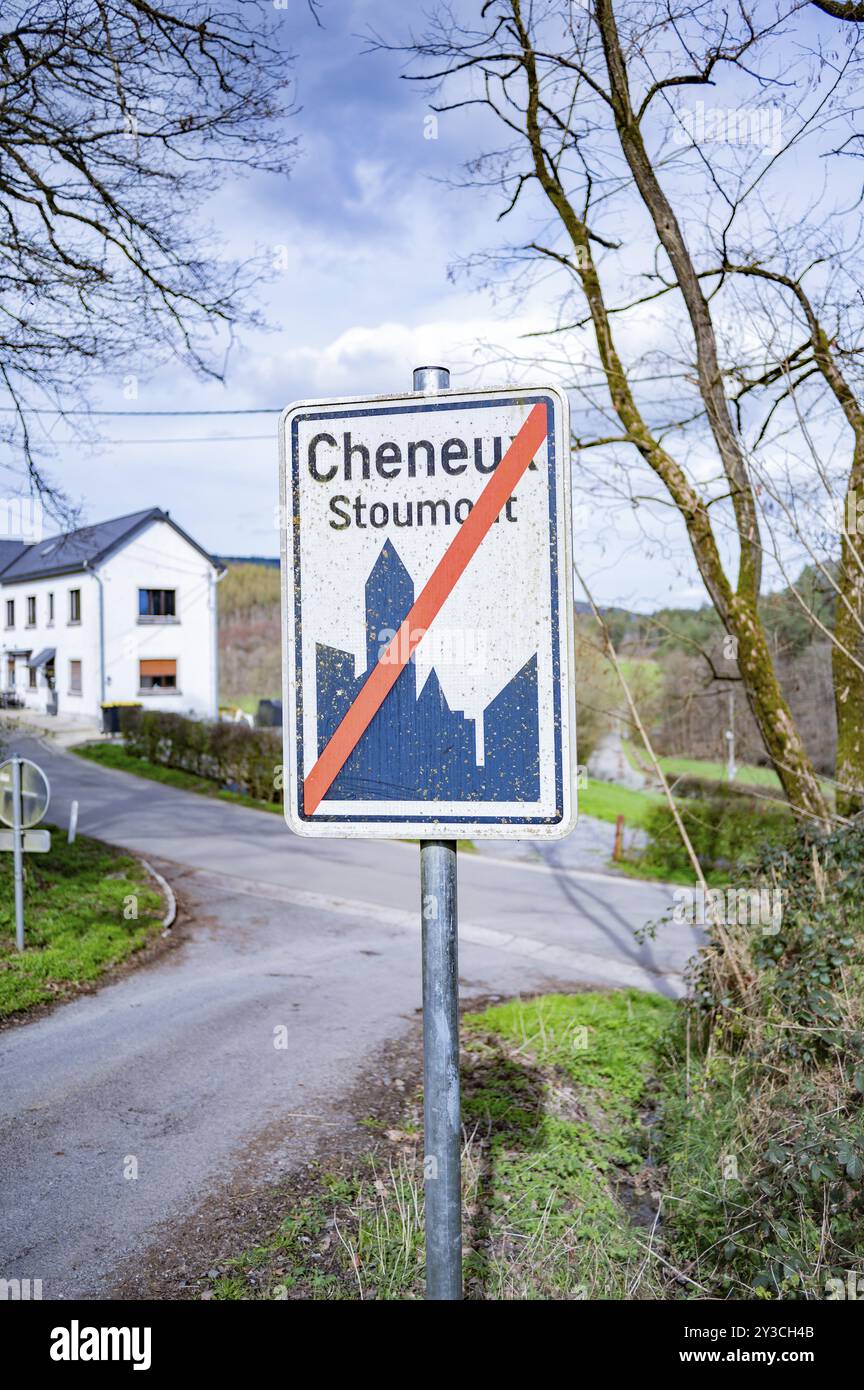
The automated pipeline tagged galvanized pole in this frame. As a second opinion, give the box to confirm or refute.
[11,756,25,950]
[413,365,462,1301]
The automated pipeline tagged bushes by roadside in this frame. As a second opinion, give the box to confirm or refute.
[118,707,281,804]
[638,792,794,878]
[655,819,864,1297]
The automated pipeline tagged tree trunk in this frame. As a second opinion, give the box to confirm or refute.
[834,446,864,816]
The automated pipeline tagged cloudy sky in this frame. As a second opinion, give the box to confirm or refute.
[23,0,843,614]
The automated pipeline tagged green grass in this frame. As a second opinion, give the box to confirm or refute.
[580,777,661,828]
[610,855,728,888]
[623,741,783,790]
[73,742,283,814]
[0,827,164,1017]
[653,753,835,807]
[205,989,676,1301]
[658,754,782,788]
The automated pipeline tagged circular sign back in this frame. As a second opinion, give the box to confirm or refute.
[0,757,51,829]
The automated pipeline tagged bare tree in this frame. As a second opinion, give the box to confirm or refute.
[0,0,297,510]
[377,0,864,819]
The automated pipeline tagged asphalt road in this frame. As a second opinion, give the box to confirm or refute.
[0,734,700,1299]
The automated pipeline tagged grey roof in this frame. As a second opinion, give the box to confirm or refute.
[0,507,224,584]
[0,539,26,575]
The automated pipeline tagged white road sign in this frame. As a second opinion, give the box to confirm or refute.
[279,384,577,838]
[0,829,51,852]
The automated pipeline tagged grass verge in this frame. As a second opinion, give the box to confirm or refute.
[579,777,661,828]
[0,826,165,1018]
[609,856,728,888]
[205,989,676,1301]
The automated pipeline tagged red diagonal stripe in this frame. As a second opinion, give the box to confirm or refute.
[303,401,549,815]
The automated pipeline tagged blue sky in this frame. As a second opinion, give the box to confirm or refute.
[22,0,847,615]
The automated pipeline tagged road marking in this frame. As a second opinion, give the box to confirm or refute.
[188,866,686,996]
[302,402,549,815]
[141,860,177,929]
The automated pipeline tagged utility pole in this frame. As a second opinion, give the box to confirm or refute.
[725,688,737,782]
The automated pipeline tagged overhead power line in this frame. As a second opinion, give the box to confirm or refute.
[0,406,281,417]
[98,433,273,444]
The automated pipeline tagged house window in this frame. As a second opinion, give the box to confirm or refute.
[69,589,81,623]
[28,664,37,690]
[5,599,14,628]
[69,660,82,694]
[47,593,54,625]
[139,658,177,690]
[26,595,36,626]
[138,588,177,620]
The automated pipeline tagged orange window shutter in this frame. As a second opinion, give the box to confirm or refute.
[140,659,176,677]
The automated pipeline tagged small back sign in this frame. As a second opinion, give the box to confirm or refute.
[279,384,577,839]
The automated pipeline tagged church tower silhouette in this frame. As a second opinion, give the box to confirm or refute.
[314,541,540,802]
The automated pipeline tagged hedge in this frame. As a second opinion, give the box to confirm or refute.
[118,707,281,804]
[640,792,795,877]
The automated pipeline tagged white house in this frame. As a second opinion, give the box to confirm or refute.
[0,508,225,723]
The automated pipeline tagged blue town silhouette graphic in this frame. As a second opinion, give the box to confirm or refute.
[315,541,540,802]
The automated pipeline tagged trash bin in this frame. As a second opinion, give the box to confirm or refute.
[256,698,283,728]
[101,702,141,735]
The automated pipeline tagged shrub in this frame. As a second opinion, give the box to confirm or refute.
[657,820,864,1297]
[117,707,281,803]
[640,793,794,877]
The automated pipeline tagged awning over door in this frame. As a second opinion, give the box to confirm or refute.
[27,647,55,669]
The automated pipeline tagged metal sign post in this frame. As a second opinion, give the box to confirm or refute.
[11,757,25,951]
[420,837,461,1298]
[414,366,462,1300]
[278,361,577,1303]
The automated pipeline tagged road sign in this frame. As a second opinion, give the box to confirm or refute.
[279,382,577,838]
[0,756,50,828]
[0,756,52,950]
[0,829,50,852]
